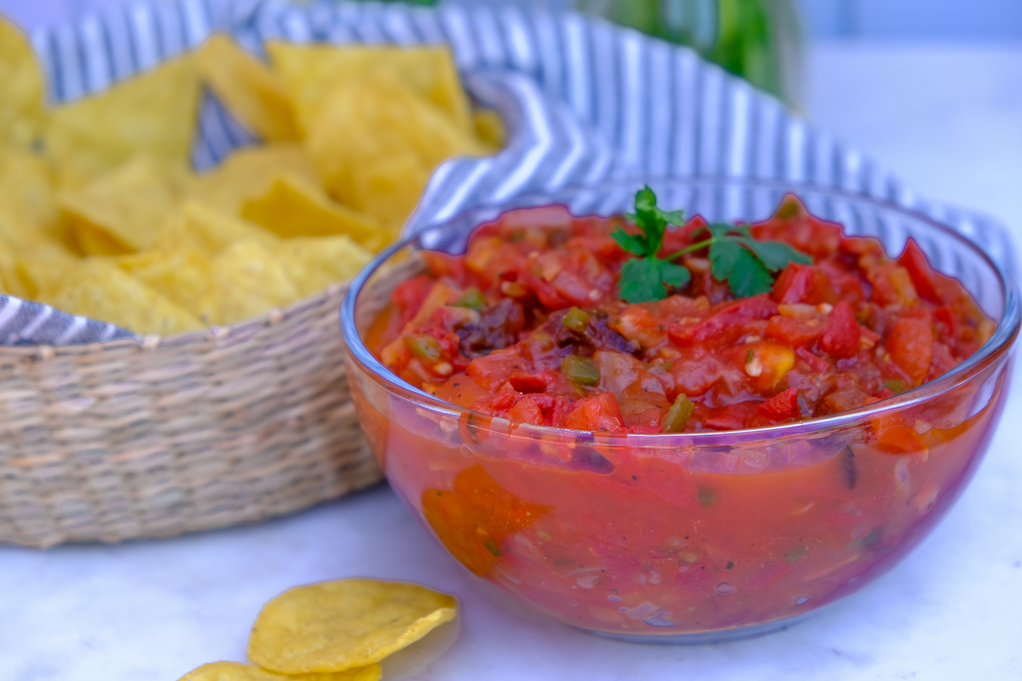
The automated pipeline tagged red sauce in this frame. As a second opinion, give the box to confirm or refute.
[352,195,1009,636]
[370,195,994,434]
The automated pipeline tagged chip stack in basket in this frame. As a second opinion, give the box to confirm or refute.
[0,8,504,548]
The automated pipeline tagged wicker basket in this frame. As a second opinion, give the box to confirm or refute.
[0,282,384,548]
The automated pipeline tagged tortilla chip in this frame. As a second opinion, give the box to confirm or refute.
[58,156,191,255]
[45,54,201,187]
[266,43,472,136]
[190,143,319,215]
[9,253,76,299]
[472,108,506,153]
[329,151,430,237]
[0,16,47,149]
[248,579,458,675]
[115,249,219,326]
[197,34,299,142]
[0,148,78,256]
[277,235,372,298]
[212,239,300,324]
[177,661,381,681]
[38,259,201,335]
[240,173,385,247]
[152,201,278,256]
[305,69,483,230]
[0,234,19,295]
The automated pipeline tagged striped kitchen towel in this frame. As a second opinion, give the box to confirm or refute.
[2,0,1015,345]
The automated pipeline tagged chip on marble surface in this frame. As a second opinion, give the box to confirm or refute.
[177,660,381,681]
[248,579,458,674]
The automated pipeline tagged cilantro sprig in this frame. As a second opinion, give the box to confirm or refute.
[612,186,813,303]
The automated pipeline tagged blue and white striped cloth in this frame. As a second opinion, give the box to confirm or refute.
[4,0,1016,345]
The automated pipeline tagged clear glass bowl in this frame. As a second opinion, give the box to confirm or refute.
[340,178,1020,644]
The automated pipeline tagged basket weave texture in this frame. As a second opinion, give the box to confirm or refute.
[0,284,383,548]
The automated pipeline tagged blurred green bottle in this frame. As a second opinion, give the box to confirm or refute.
[574,0,803,107]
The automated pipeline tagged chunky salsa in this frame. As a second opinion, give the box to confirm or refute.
[351,191,1010,637]
[370,195,994,434]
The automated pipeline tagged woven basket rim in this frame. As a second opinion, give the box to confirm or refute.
[0,282,350,358]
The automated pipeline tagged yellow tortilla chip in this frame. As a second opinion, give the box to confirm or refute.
[177,661,381,681]
[190,143,319,215]
[115,249,219,326]
[45,55,201,187]
[58,156,191,255]
[38,259,201,336]
[240,173,385,247]
[472,108,507,153]
[0,148,78,257]
[9,253,76,299]
[277,235,372,298]
[0,16,47,149]
[247,579,458,675]
[212,239,300,324]
[0,148,61,236]
[0,234,19,295]
[152,201,278,256]
[266,43,472,136]
[331,151,430,237]
[305,69,483,231]
[197,34,299,142]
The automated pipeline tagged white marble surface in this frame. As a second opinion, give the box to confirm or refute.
[3,43,1022,681]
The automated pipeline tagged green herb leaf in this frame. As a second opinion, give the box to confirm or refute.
[659,260,692,288]
[728,248,775,297]
[615,186,691,303]
[743,239,813,272]
[619,259,667,303]
[709,238,742,281]
[610,227,649,256]
[614,186,811,303]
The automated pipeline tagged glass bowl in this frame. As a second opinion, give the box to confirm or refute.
[340,178,1020,644]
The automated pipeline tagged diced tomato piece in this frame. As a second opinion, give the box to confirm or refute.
[750,195,843,258]
[839,236,884,258]
[435,375,491,408]
[507,371,559,394]
[391,275,437,323]
[560,392,625,433]
[757,387,801,421]
[897,238,962,305]
[934,307,956,347]
[508,396,546,426]
[668,350,743,397]
[610,306,668,349]
[928,341,962,380]
[819,301,861,359]
[821,386,869,414]
[886,318,934,386]
[766,314,825,347]
[466,348,526,391]
[668,294,778,347]
[796,346,832,374]
[703,401,759,430]
[817,260,866,305]
[866,263,919,307]
[422,251,468,284]
[516,267,570,310]
[476,391,518,412]
[771,264,834,305]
